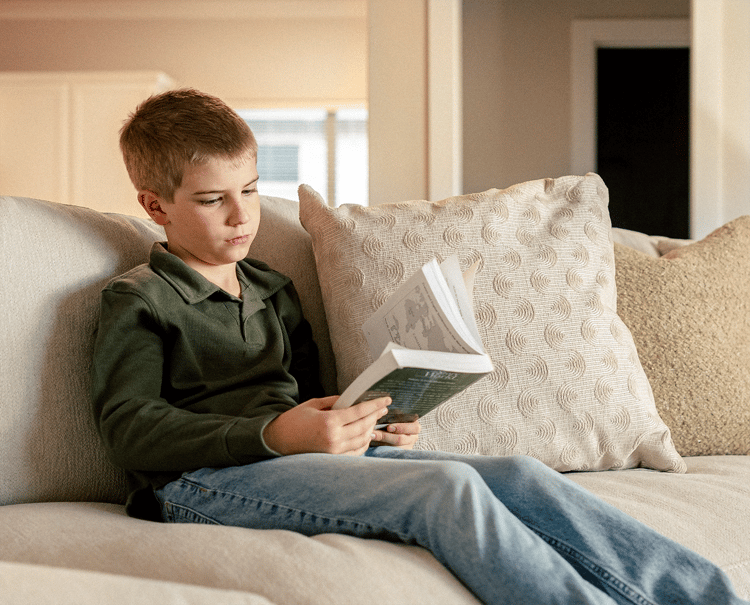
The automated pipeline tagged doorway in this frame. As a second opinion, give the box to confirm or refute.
[596,48,690,238]
[570,19,691,238]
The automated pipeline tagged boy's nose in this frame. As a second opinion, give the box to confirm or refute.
[229,198,250,225]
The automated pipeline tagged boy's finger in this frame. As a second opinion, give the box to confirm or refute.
[342,396,391,422]
[386,419,421,435]
[370,430,417,448]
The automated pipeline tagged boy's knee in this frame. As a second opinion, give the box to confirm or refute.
[514,454,559,478]
[431,459,481,480]
[419,460,487,502]
[506,454,552,476]
[502,455,570,497]
[419,455,554,490]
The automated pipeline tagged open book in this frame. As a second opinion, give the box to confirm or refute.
[332,256,493,425]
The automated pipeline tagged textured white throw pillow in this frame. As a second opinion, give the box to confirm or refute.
[299,174,685,473]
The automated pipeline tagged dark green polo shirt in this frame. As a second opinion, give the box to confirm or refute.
[91,243,322,520]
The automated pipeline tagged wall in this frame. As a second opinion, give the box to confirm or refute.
[691,0,750,238]
[4,0,747,232]
[367,0,427,205]
[0,1,367,109]
[0,0,366,211]
[462,0,691,194]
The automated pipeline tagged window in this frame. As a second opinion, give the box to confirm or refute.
[239,107,368,206]
[256,145,299,182]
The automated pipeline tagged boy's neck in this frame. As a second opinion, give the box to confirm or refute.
[200,263,242,298]
[162,243,243,298]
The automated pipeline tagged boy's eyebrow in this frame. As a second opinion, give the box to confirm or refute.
[192,176,260,196]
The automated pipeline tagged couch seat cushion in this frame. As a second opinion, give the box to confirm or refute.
[567,455,750,599]
[0,502,479,605]
[0,560,276,605]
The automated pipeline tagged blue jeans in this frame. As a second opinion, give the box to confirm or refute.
[155,449,746,605]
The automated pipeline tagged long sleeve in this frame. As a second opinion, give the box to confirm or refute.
[281,286,325,403]
[91,250,311,464]
[91,287,290,474]
[89,250,319,520]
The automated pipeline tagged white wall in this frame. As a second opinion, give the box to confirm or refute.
[367,0,462,205]
[367,0,427,205]
[691,0,750,238]
[459,0,749,237]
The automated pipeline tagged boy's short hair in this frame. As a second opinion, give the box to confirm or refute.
[120,88,258,202]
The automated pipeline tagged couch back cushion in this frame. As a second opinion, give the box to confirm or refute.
[615,216,750,456]
[0,194,331,506]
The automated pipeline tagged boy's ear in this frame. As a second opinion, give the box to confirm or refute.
[138,190,170,226]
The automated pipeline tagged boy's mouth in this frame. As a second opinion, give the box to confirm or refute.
[228,235,250,245]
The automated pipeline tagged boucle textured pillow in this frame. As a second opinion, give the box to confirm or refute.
[299,174,685,472]
[614,216,750,456]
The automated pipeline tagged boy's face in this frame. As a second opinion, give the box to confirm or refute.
[153,155,261,277]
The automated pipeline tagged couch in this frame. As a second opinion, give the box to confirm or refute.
[1,174,748,604]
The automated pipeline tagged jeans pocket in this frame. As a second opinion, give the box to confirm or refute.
[163,501,221,525]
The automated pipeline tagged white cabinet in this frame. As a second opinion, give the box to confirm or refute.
[0,71,174,216]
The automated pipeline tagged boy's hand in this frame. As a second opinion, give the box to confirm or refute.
[371,418,421,450]
[263,396,391,457]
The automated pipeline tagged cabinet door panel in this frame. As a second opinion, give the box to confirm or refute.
[0,83,69,203]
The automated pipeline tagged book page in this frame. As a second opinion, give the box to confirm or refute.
[362,257,484,359]
[439,256,484,354]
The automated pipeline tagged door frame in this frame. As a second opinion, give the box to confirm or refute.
[570,19,691,176]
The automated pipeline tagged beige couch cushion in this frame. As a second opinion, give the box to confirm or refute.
[0,560,277,605]
[0,194,333,506]
[568,456,750,599]
[611,227,692,257]
[0,196,158,506]
[615,216,750,456]
[298,174,685,473]
[0,502,479,605]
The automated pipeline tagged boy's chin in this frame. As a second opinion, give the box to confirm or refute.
[230,242,253,261]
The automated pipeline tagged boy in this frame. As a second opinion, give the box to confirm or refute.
[92,88,748,605]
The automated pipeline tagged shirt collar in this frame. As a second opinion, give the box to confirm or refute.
[148,242,290,305]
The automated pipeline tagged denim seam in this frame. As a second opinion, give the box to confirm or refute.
[164,500,224,525]
[525,523,656,605]
[176,476,407,541]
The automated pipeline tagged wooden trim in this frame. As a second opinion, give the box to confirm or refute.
[427,0,463,200]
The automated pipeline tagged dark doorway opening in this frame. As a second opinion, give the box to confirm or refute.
[597,47,690,239]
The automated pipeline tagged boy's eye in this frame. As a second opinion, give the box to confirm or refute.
[199,198,221,205]
[243,187,258,196]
